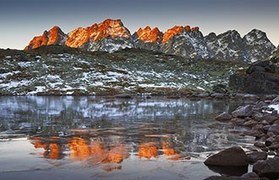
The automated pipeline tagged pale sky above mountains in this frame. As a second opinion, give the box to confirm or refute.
[0,0,278,49]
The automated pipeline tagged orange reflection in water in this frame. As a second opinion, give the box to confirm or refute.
[138,142,158,159]
[30,137,63,160]
[68,137,91,160]
[162,142,180,160]
[30,136,186,164]
[68,137,129,164]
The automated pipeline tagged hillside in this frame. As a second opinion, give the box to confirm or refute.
[0,46,247,96]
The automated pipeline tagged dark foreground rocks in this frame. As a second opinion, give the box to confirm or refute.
[253,157,279,179]
[204,146,248,166]
[229,60,279,94]
[207,96,279,180]
[205,172,260,180]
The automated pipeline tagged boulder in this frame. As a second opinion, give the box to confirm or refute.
[253,157,279,179]
[271,96,279,104]
[215,112,232,121]
[241,172,260,179]
[204,146,248,167]
[247,151,267,164]
[268,124,279,135]
[232,105,253,118]
[229,60,279,94]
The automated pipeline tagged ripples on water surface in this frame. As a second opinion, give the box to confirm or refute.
[0,96,255,179]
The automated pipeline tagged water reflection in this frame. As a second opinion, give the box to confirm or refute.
[0,96,255,176]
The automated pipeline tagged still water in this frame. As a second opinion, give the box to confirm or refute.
[0,96,255,180]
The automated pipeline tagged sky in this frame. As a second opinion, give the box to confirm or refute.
[0,0,278,50]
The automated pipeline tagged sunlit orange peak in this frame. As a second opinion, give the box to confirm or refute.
[162,26,184,43]
[25,26,66,50]
[136,26,163,43]
[65,19,131,48]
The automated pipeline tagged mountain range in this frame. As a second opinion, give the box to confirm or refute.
[25,19,276,62]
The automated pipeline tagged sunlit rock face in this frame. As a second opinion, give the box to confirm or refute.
[25,26,67,50]
[136,26,163,43]
[66,19,133,52]
[162,26,184,44]
[132,26,163,51]
[161,25,209,59]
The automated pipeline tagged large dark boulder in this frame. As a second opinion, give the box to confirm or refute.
[204,146,249,167]
[253,157,279,179]
[229,60,279,94]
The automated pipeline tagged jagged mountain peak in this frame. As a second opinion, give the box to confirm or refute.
[243,29,275,62]
[135,26,163,43]
[25,19,275,62]
[162,26,184,44]
[25,25,66,50]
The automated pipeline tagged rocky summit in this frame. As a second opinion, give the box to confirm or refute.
[25,19,276,62]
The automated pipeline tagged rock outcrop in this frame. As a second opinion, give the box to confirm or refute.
[229,60,279,94]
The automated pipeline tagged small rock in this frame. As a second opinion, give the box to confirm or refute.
[247,151,267,164]
[243,120,258,127]
[241,172,260,179]
[232,105,253,118]
[263,114,278,124]
[215,112,232,121]
[265,137,275,146]
[269,142,279,150]
[253,157,279,179]
[271,96,279,104]
[231,118,245,125]
[204,146,248,167]
[268,124,279,135]
[254,142,266,148]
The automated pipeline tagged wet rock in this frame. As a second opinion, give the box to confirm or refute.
[247,151,267,164]
[241,172,260,179]
[274,120,279,125]
[204,176,239,180]
[271,96,279,104]
[265,137,275,146]
[215,112,232,121]
[232,105,253,118]
[230,118,245,125]
[274,136,279,142]
[254,142,266,148]
[252,112,264,121]
[269,142,279,150]
[268,124,279,135]
[263,115,278,124]
[243,120,258,127]
[206,166,248,177]
[253,157,279,179]
[204,146,248,166]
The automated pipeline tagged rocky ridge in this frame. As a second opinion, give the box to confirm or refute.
[25,19,276,62]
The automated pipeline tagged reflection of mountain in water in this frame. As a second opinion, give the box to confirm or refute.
[0,96,253,162]
[29,135,186,171]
